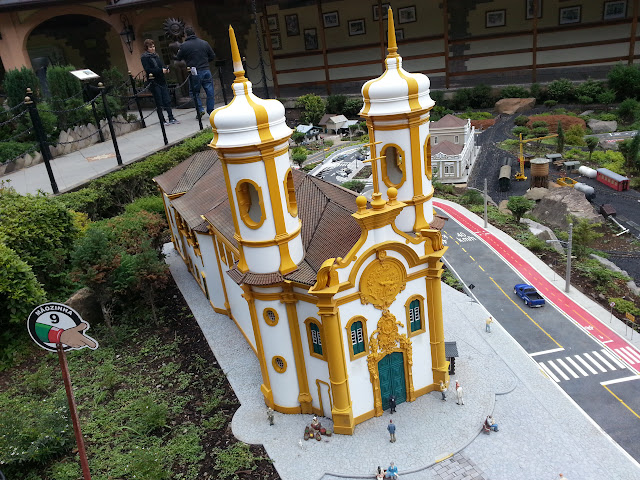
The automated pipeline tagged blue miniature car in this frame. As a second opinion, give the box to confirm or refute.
[514,284,545,307]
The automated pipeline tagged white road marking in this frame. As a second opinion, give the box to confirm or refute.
[539,362,560,382]
[556,358,579,378]
[619,346,640,364]
[591,351,617,371]
[584,352,608,373]
[615,348,637,365]
[601,349,627,369]
[530,347,565,357]
[575,355,598,375]
[566,357,588,376]
[601,375,640,386]
[548,360,570,380]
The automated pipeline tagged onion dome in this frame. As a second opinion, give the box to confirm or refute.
[360,9,434,117]
[209,26,291,148]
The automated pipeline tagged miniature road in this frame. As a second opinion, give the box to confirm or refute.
[435,201,640,462]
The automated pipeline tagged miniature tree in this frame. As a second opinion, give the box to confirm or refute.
[556,121,565,153]
[341,180,365,193]
[569,216,603,258]
[292,131,306,145]
[506,196,534,223]
[296,94,326,125]
[291,151,307,167]
[585,136,598,162]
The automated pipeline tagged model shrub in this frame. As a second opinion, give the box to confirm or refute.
[513,115,529,126]
[531,121,547,128]
[101,66,128,115]
[325,94,347,115]
[292,131,306,144]
[533,126,549,137]
[596,90,616,109]
[565,124,586,146]
[506,196,533,223]
[585,136,598,161]
[341,180,365,193]
[512,126,529,137]
[450,88,472,110]
[291,151,307,167]
[577,95,593,105]
[457,111,492,120]
[544,100,558,107]
[499,85,530,98]
[617,98,640,123]
[343,97,364,118]
[598,113,617,121]
[459,189,484,206]
[530,83,544,101]
[609,297,640,317]
[431,105,454,121]
[607,63,640,100]
[576,79,604,101]
[546,78,575,103]
[3,66,39,108]
[124,195,166,216]
[296,94,325,125]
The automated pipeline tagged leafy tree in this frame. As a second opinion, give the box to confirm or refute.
[569,216,603,258]
[325,95,347,115]
[0,190,79,297]
[607,63,640,100]
[348,124,359,138]
[291,151,307,167]
[533,126,549,137]
[0,244,47,327]
[357,121,367,132]
[618,132,640,172]
[585,136,598,161]
[514,115,529,126]
[546,78,575,103]
[343,97,364,117]
[617,98,640,123]
[506,196,534,223]
[556,121,565,153]
[340,180,366,193]
[292,131,306,145]
[512,126,529,137]
[296,94,325,125]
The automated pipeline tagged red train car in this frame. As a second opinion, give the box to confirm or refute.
[596,168,629,191]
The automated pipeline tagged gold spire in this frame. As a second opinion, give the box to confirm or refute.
[229,25,247,83]
[387,8,398,57]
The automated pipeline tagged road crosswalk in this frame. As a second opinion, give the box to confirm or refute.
[538,348,638,383]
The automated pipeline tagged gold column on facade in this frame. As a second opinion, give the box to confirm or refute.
[282,284,313,413]
[425,258,449,385]
[241,284,274,407]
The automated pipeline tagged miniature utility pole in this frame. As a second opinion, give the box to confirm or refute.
[565,222,572,293]
[483,178,488,228]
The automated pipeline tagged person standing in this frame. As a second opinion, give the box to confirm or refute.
[176,26,216,116]
[455,381,464,405]
[439,380,447,401]
[141,39,179,125]
[389,394,396,414]
[387,419,396,443]
[486,315,493,333]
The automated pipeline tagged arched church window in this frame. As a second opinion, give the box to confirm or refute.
[236,179,265,229]
[284,168,298,217]
[346,315,369,360]
[305,318,326,360]
[405,295,425,337]
[381,144,406,187]
[310,323,322,354]
[424,135,432,180]
[263,308,279,326]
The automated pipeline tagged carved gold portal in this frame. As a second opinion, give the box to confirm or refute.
[367,310,414,417]
[359,252,406,310]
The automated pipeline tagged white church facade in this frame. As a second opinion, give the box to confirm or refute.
[155,12,450,435]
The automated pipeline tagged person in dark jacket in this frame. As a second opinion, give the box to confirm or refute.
[141,39,179,125]
[176,26,216,116]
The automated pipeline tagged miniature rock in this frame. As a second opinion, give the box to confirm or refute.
[495,97,536,115]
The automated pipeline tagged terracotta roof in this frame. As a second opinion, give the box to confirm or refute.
[431,114,467,129]
[432,140,463,156]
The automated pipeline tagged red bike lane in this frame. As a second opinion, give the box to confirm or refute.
[434,201,640,373]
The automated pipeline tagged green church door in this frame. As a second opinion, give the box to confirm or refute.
[379,352,406,411]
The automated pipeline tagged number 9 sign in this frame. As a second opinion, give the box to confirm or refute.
[27,302,98,352]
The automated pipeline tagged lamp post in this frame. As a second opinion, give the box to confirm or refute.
[546,222,573,293]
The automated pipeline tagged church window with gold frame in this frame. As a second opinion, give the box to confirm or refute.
[283,168,298,217]
[346,316,368,360]
[304,318,325,360]
[263,308,279,326]
[272,355,287,373]
[424,135,432,179]
[235,179,266,229]
[405,295,425,337]
[381,144,406,188]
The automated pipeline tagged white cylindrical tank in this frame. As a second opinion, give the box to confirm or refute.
[578,166,597,178]
[575,182,596,200]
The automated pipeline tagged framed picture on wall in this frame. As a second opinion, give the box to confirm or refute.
[398,6,417,24]
[559,6,581,24]
[304,28,319,50]
[284,14,300,36]
[525,0,543,19]
[373,3,391,21]
[603,1,627,20]
[323,11,340,28]
[267,14,279,32]
[396,28,404,40]
[270,33,282,50]
[348,19,366,36]
[260,16,267,34]
[486,10,506,28]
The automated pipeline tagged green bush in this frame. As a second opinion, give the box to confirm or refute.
[547,78,575,103]
[469,84,494,109]
[533,126,549,137]
[512,126,530,137]
[457,111,492,120]
[607,63,640,100]
[124,195,166,216]
[577,95,593,105]
[3,66,39,108]
[598,113,618,121]
[564,148,587,160]
[500,85,530,98]
[575,258,629,292]
[514,115,529,126]
[213,442,263,480]
[291,151,307,166]
[617,98,640,123]
[341,180,366,193]
[530,83,544,101]
[101,67,128,116]
[343,97,364,117]
[506,196,534,223]
[531,121,547,128]
[596,89,617,107]
[451,88,472,110]
[434,181,455,195]
[47,65,83,129]
[609,297,640,317]
[459,189,484,205]
[0,141,37,163]
[544,99,558,108]
[576,79,604,100]
[565,124,586,146]
[325,94,347,114]
[430,105,454,121]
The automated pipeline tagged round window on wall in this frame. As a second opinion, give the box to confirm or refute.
[272,356,287,373]
[263,308,279,326]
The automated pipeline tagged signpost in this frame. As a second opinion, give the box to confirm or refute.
[626,312,636,339]
[609,301,615,323]
[27,303,97,480]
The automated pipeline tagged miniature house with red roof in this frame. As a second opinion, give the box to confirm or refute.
[155,12,450,435]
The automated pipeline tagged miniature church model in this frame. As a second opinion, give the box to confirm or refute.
[155,10,449,435]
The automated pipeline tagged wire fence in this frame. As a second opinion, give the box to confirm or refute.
[0,70,211,193]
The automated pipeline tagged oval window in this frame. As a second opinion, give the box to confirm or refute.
[284,169,298,217]
[236,180,264,228]
[424,136,432,180]
[382,145,404,186]
[272,356,287,373]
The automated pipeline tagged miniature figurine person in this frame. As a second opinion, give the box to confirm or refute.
[389,394,396,414]
[387,419,396,443]
[376,466,385,480]
[385,461,398,479]
[439,380,447,401]
[267,407,274,426]
[485,415,498,432]
[486,316,493,333]
[455,381,464,405]
[311,415,321,430]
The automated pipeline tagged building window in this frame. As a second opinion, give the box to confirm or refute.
[236,180,265,229]
[345,315,369,361]
[351,321,364,354]
[424,135,432,180]
[272,356,287,373]
[263,308,279,326]
[444,164,454,176]
[284,168,298,217]
[433,136,438,144]
[381,144,406,187]
[454,135,459,144]
[305,318,325,360]
[405,295,426,337]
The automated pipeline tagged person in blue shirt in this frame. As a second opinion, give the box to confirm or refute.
[385,462,398,479]
[387,419,396,443]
